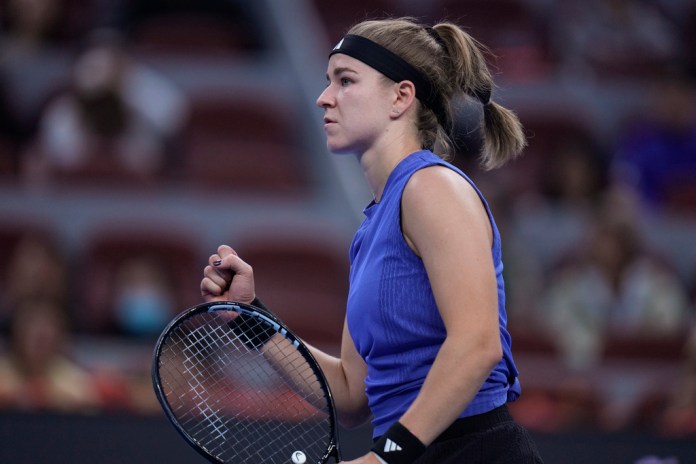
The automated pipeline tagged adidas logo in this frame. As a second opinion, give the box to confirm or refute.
[383,439,402,453]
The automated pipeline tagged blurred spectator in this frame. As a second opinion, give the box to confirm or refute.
[550,0,683,77]
[612,70,696,215]
[21,29,189,186]
[500,136,609,333]
[0,298,103,412]
[540,191,691,371]
[111,256,175,338]
[0,231,70,322]
[514,133,609,262]
[537,136,609,214]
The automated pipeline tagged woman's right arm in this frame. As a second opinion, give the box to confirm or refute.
[306,319,370,429]
[201,244,370,429]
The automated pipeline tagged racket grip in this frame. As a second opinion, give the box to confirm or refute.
[250,297,268,311]
[228,298,275,349]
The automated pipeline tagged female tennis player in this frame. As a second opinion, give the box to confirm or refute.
[202,17,543,464]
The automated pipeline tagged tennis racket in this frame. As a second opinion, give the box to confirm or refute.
[152,300,342,463]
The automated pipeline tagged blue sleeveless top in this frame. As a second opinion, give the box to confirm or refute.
[346,150,521,437]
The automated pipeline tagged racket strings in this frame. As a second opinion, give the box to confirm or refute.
[157,310,334,463]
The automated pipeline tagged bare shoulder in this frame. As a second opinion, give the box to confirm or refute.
[402,164,482,210]
[401,164,492,254]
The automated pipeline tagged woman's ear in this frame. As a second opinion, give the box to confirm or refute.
[390,80,417,119]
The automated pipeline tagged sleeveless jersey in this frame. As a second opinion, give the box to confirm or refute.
[346,150,521,437]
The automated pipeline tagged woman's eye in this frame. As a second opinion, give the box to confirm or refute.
[340,78,351,86]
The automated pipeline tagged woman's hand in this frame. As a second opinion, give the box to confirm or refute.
[200,245,256,304]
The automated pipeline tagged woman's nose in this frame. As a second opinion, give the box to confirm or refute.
[316,85,333,108]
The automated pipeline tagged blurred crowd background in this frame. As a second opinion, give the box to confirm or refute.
[0,0,695,461]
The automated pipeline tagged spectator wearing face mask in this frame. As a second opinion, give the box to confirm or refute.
[111,256,175,338]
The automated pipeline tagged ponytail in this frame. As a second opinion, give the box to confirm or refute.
[433,23,526,170]
[481,101,527,169]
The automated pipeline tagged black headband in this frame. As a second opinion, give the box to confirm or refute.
[329,34,449,128]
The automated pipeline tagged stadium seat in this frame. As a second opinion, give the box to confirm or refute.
[311,0,398,43]
[131,14,259,56]
[180,94,311,194]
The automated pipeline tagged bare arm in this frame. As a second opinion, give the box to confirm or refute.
[398,166,503,446]
[201,245,370,429]
[256,323,370,427]
[305,318,370,428]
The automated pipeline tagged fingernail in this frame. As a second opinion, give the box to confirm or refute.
[213,260,222,266]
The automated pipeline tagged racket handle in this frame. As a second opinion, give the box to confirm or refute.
[227,297,275,349]
[250,297,268,311]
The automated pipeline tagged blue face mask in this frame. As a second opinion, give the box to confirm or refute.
[115,288,172,336]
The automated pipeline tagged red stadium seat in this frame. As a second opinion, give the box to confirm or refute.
[131,14,258,56]
[439,0,544,47]
[439,0,554,80]
[311,0,398,43]
[180,94,311,194]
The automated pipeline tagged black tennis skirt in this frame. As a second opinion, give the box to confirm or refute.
[413,404,544,464]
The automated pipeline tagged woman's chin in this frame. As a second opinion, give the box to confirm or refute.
[326,143,354,156]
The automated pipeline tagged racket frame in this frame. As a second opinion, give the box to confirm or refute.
[151,300,342,463]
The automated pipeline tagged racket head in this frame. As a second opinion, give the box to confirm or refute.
[152,301,341,463]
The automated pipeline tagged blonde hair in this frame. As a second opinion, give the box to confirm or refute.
[347,18,526,170]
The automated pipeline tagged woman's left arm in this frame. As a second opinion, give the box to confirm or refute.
[398,165,503,446]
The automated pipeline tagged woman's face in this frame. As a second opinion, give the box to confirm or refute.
[316,54,395,155]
